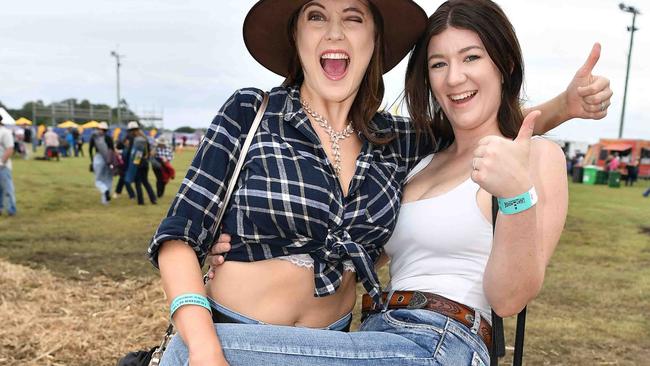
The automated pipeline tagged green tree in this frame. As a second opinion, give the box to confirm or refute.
[174,126,196,133]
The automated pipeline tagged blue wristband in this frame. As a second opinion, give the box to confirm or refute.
[497,187,538,215]
[170,293,212,319]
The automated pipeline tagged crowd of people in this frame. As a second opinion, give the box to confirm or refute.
[0,119,178,214]
[89,121,176,206]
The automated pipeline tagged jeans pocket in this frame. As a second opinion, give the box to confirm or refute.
[471,351,488,366]
[383,310,445,334]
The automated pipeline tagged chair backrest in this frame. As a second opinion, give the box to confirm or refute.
[490,196,527,366]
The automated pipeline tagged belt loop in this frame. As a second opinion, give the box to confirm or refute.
[382,289,396,313]
[470,309,481,335]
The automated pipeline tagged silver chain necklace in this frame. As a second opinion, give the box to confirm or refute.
[300,98,355,177]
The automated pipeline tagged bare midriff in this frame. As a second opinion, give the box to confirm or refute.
[207,259,357,328]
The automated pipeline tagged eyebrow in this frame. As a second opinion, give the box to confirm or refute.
[342,6,366,16]
[428,45,484,62]
[302,2,367,16]
[302,1,325,11]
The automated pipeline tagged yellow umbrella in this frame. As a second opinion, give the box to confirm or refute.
[58,120,79,128]
[82,120,101,129]
[16,117,33,126]
[37,125,46,139]
[113,127,121,142]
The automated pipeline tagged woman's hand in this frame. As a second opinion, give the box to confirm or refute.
[471,111,541,198]
[564,43,612,120]
[206,233,232,280]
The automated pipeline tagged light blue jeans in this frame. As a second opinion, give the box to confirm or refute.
[161,308,489,366]
[0,167,16,215]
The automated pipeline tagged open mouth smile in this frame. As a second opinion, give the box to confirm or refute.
[320,51,350,81]
[448,90,477,104]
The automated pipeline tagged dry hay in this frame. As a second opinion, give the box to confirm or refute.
[0,259,168,366]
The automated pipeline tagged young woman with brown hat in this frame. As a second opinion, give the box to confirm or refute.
[150,1,612,365]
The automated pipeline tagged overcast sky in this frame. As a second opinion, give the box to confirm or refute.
[1,0,647,142]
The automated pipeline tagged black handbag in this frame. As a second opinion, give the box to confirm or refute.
[116,93,269,366]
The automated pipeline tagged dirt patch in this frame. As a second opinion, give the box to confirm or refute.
[0,259,168,366]
[639,226,650,236]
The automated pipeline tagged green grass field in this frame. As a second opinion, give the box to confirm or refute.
[1,147,649,365]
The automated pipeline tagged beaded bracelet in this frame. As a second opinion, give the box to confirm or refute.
[169,293,212,319]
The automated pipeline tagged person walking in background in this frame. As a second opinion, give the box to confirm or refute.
[0,114,17,216]
[89,122,115,205]
[125,121,156,205]
[114,133,135,200]
[171,133,177,152]
[43,127,60,161]
[152,136,175,198]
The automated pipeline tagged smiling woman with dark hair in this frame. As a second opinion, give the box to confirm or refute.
[150,1,612,365]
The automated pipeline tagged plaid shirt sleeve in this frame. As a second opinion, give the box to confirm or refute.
[155,146,174,161]
[147,88,264,267]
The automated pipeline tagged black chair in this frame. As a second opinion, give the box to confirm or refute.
[490,197,527,366]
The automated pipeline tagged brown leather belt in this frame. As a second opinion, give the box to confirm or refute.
[361,291,492,350]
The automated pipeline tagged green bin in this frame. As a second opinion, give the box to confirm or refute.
[596,170,608,185]
[582,166,598,185]
[608,171,621,188]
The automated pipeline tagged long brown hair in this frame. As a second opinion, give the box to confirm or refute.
[283,1,392,145]
[405,0,525,149]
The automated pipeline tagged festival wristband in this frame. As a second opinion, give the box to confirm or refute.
[169,293,212,320]
[497,187,538,215]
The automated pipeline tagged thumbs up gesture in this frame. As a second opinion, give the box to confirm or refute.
[564,43,613,120]
[471,111,541,198]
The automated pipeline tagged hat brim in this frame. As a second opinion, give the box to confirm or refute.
[243,0,427,77]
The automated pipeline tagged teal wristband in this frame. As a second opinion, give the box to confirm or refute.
[170,293,212,319]
[497,187,538,215]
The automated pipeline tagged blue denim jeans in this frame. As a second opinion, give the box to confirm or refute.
[161,308,489,366]
[0,167,16,215]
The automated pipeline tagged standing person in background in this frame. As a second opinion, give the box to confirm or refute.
[43,127,60,161]
[23,126,32,158]
[0,114,17,216]
[66,128,76,157]
[72,128,84,157]
[625,158,639,187]
[171,133,177,152]
[608,153,620,172]
[89,122,115,205]
[152,136,175,198]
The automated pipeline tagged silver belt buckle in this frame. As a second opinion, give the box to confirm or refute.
[406,291,428,310]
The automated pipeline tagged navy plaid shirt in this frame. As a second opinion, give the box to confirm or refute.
[148,85,429,304]
[155,146,174,162]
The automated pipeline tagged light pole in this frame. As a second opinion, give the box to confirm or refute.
[110,50,124,126]
[618,3,641,139]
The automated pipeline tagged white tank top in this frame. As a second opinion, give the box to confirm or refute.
[385,154,493,316]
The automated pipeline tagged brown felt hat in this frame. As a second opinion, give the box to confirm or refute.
[243,0,428,77]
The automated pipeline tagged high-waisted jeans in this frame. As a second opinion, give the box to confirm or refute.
[161,307,489,366]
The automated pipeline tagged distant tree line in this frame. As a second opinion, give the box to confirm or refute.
[0,98,139,125]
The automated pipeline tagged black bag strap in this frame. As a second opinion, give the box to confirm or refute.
[489,196,527,366]
[490,196,505,366]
